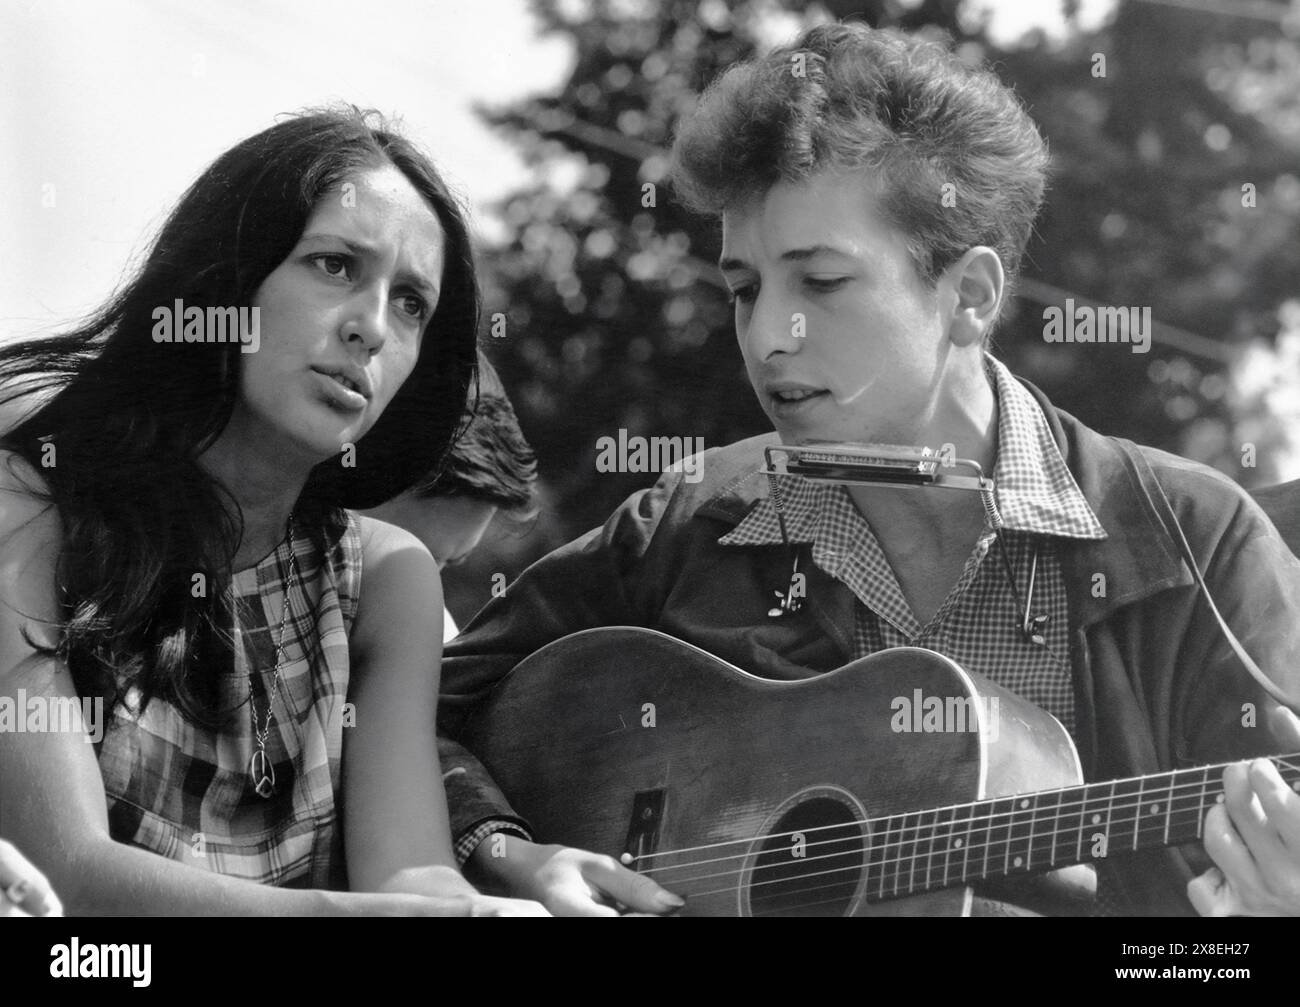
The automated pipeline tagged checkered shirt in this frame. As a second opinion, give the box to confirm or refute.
[97,513,361,890]
[719,355,1107,738]
[453,818,531,865]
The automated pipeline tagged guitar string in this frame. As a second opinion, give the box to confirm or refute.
[638,756,1294,864]
[690,832,1130,910]
[744,873,977,916]
[645,805,1217,906]
[643,804,1209,896]
[636,794,1246,883]
[681,848,1062,908]
[708,857,981,913]
[621,757,1300,884]
[624,754,1300,869]
[745,862,998,913]
[642,803,1208,889]
[638,792,1211,876]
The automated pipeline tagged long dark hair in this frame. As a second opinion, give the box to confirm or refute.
[0,107,480,727]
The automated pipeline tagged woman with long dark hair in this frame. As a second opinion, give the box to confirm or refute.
[0,108,545,915]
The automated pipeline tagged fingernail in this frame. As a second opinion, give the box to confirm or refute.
[659,892,685,909]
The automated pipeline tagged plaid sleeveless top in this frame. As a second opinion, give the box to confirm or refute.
[97,511,362,890]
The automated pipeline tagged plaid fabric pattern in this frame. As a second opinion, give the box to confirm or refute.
[97,512,361,890]
[719,355,1107,737]
[453,818,532,866]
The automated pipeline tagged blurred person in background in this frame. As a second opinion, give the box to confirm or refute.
[364,352,539,641]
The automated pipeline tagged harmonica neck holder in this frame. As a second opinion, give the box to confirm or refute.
[763,443,1003,529]
[757,443,1052,640]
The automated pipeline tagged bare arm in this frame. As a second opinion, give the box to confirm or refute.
[0,460,501,916]
[344,516,546,912]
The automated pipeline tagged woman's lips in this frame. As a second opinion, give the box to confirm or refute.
[313,369,368,412]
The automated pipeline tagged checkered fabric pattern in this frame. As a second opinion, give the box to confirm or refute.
[97,513,361,890]
[720,355,1108,738]
[453,818,532,866]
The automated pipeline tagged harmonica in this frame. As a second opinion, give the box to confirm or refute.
[764,442,989,490]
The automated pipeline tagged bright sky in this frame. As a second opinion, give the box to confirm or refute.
[0,0,572,339]
[0,0,1115,341]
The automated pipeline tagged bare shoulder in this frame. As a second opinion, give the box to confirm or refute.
[350,513,442,658]
[355,512,434,565]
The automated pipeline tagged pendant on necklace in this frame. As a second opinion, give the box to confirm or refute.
[249,748,276,798]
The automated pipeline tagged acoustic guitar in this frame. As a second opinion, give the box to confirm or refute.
[461,627,1299,916]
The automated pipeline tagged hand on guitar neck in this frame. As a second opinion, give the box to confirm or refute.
[1189,704,1300,917]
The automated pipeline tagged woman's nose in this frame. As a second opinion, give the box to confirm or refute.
[340,289,388,354]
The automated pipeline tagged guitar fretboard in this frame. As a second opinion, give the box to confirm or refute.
[863,753,1300,901]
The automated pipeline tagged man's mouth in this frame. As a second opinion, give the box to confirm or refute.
[765,380,831,412]
[327,373,363,395]
[771,388,825,403]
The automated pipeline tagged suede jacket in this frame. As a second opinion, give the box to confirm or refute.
[439,378,1300,916]
[1252,478,1300,558]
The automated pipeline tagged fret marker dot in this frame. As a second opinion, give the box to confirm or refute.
[953,838,963,849]
[1013,856,1023,868]
[1019,799,1030,810]
[1216,794,1225,803]
[1091,813,1101,824]
[1150,804,1160,815]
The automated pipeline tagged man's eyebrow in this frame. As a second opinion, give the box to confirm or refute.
[299,233,440,297]
[718,245,854,272]
[781,244,854,263]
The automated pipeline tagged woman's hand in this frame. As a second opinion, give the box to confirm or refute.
[0,837,63,917]
[368,862,550,916]
[469,835,684,917]
[344,891,550,917]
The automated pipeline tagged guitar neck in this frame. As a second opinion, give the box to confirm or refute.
[864,752,1300,901]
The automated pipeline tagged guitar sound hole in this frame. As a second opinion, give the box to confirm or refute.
[749,797,867,917]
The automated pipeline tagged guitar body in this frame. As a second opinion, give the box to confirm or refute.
[463,627,1095,916]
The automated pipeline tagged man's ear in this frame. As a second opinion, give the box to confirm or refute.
[945,247,1004,348]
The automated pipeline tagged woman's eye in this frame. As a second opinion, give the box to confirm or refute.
[311,253,352,280]
[397,294,428,321]
[727,285,757,306]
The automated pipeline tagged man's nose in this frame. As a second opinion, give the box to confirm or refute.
[743,291,804,361]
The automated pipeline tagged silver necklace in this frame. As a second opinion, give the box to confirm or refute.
[247,519,299,799]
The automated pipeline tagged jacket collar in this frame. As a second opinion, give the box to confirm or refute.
[693,376,1191,630]
[1021,378,1192,625]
